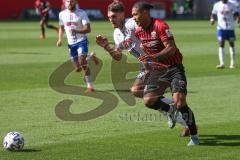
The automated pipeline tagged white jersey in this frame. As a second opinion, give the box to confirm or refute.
[113,18,145,58]
[212,1,238,30]
[59,9,90,45]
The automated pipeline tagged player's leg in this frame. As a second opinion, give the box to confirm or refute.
[131,71,145,98]
[154,97,189,131]
[40,17,45,39]
[79,55,94,92]
[142,70,179,126]
[78,40,94,92]
[172,92,198,145]
[45,14,59,32]
[68,45,81,72]
[228,30,236,69]
[216,29,225,69]
[131,71,178,128]
[170,64,199,146]
[86,52,99,65]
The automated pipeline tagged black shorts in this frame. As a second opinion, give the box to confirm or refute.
[41,14,49,23]
[143,64,187,95]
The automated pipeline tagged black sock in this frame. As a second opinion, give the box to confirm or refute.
[41,27,45,36]
[150,97,170,112]
[47,24,58,30]
[179,105,197,135]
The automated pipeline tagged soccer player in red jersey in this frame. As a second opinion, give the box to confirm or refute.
[131,1,199,146]
[35,0,58,39]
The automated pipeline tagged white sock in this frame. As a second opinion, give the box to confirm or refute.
[86,52,95,64]
[85,75,93,88]
[176,112,188,128]
[229,47,235,66]
[160,97,173,105]
[86,55,92,64]
[219,47,225,66]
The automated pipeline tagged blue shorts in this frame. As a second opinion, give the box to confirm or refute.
[68,39,88,62]
[217,30,235,42]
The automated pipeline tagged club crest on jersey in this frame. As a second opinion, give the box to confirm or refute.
[151,31,157,39]
[165,29,173,37]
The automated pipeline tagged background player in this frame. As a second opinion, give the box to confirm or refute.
[61,0,80,10]
[57,0,95,92]
[35,0,58,39]
[211,0,240,69]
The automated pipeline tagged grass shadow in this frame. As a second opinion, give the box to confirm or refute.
[20,149,42,152]
[200,134,240,146]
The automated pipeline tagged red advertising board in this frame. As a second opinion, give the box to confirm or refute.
[0,0,173,20]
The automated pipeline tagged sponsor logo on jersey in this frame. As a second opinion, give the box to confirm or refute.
[66,22,78,26]
[144,40,160,47]
[151,31,157,39]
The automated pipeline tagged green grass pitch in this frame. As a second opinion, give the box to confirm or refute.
[0,20,240,160]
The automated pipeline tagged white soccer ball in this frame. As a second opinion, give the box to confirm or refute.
[3,132,24,151]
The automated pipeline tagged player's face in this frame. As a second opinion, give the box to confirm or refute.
[132,7,145,27]
[66,0,77,11]
[108,11,125,28]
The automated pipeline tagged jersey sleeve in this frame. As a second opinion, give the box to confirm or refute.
[113,29,123,48]
[212,3,218,14]
[125,18,137,40]
[156,20,174,42]
[80,10,90,25]
[231,3,238,14]
[59,12,64,26]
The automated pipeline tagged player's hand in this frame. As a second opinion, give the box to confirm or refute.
[237,16,240,24]
[56,40,62,47]
[121,38,133,49]
[210,19,215,25]
[138,54,155,62]
[96,35,109,48]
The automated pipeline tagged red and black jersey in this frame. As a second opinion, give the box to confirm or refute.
[135,18,183,68]
[35,0,49,16]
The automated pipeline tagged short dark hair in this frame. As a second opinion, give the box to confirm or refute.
[108,1,125,12]
[132,1,153,11]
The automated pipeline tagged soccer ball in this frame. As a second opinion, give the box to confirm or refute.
[3,132,24,151]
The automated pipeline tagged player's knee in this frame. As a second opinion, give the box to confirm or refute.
[174,98,186,109]
[131,86,143,98]
[219,41,224,47]
[176,102,186,109]
[143,96,158,109]
[40,21,44,26]
[229,41,234,47]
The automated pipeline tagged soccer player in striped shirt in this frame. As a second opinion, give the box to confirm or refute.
[96,1,190,135]
[131,1,199,146]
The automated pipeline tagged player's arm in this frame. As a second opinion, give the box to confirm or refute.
[156,40,177,60]
[96,35,122,61]
[210,4,217,25]
[73,23,91,34]
[138,40,176,62]
[210,14,217,25]
[57,25,64,47]
[233,12,240,23]
[42,1,50,14]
